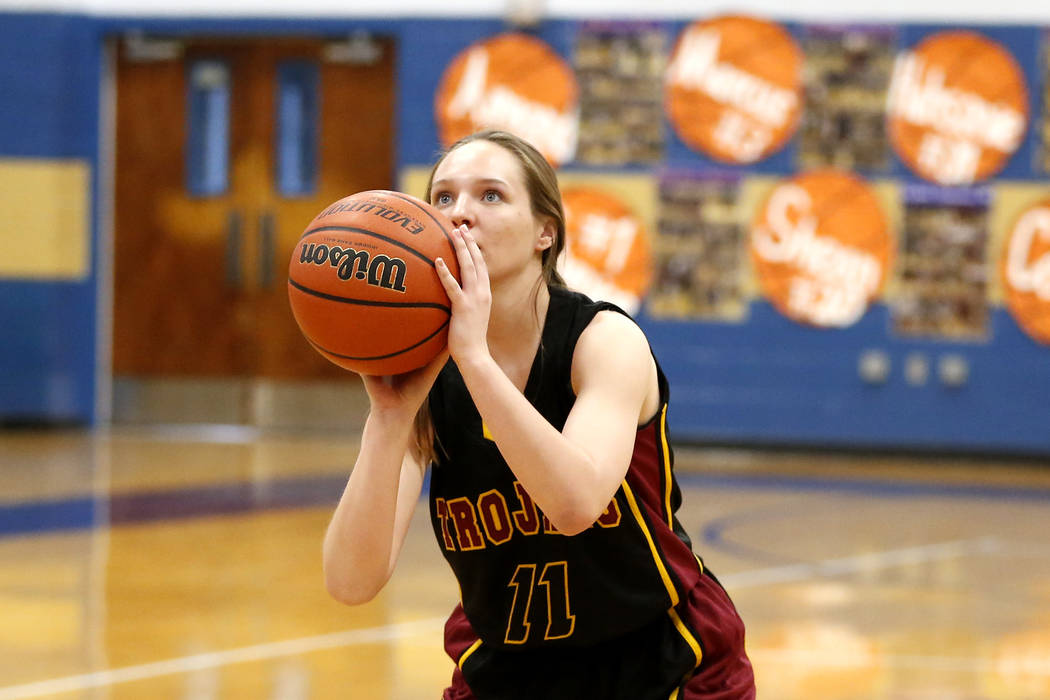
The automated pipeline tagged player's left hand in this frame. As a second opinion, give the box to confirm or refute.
[436,224,491,366]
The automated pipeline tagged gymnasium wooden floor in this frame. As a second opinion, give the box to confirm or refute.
[1,427,1049,699]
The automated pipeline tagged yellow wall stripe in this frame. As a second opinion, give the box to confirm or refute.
[0,159,90,280]
[457,639,483,670]
[622,481,679,607]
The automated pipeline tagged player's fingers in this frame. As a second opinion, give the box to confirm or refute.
[462,230,489,290]
[451,225,476,287]
[435,257,464,301]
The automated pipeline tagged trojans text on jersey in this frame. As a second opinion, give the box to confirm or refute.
[434,480,623,551]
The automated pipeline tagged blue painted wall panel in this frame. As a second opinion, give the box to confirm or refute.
[0,14,98,423]
[0,12,1045,453]
[644,304,1050,453]
[0,281,95,421]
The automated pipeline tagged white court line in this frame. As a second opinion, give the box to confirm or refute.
[0,616,446,700]
[719,536,1000,589]
[0,537,1001,699]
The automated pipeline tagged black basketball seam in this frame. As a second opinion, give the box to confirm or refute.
[298,225,436,266]
[308,318,451,362]
[381,190,455,248]
[288,277,451,313]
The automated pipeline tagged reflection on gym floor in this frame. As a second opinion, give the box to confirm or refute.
[1,428,1048,699]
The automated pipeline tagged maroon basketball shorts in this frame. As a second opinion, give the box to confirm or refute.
[442,568,755,700]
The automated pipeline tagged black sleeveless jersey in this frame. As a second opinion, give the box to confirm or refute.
[427,286,704,650]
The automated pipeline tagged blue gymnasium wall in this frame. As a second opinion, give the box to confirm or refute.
[0,12,1047,455]
[0,13,100,422]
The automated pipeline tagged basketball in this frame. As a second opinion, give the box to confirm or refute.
[287,190,460,376]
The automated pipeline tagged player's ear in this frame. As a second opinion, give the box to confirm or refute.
[535,217,555,252]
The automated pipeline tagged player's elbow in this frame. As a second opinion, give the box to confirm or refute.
[546,499,608,537]
[324,566,384,606]
[552,515,592,537]
[551,462,625,536]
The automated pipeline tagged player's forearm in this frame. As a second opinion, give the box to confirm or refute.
[456,354,607,535]
[323,414,413,604]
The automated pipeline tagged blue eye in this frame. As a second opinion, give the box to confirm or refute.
[435,192,452,206]
[483,190,501,202]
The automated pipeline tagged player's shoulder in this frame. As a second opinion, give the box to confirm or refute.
[583,307,647,346]
[574,307,652,377]
[553,285,642,336]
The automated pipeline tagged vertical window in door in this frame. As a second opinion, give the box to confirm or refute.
[186,60,231,197]
[276,61,319,196]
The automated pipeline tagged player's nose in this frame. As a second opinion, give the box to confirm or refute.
[448,194,475,229]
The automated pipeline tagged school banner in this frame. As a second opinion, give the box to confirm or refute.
[407,16,1050,350]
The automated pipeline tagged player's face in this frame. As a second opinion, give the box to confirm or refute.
[430,140,553,284]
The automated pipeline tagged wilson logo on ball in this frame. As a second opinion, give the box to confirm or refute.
[299,242,408,293]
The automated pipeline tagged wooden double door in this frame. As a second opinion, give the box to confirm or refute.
[112,36,394,389]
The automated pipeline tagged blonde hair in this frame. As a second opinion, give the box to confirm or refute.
[412,130,566,465]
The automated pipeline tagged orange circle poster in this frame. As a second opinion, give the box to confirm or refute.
[560,187,652,314]
[1002,199,1050,345]
[886,30,1028,185]
[664,15,802,164]
[751,171,892,328]
[434,33,579,167]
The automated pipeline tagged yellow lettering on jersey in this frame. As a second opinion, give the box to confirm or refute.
[594,498,622,528]
[511,481,541,535]
[439,483,620,553]
[504,564,536,645]
[434,497,457,551]
[539,561,576,640]
[482,420,494,441]
[477,489,514,546]
[447,497,486,551]
[541,513,564,535]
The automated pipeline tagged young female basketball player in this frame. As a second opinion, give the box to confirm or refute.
[322,130,755,699]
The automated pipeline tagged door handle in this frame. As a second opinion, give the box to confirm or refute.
[259,211,275,290]
[225,209,242,289]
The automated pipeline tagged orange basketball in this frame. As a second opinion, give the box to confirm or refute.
[287,190,460,376]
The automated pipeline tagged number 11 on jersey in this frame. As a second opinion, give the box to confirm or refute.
[504,561,576,644]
